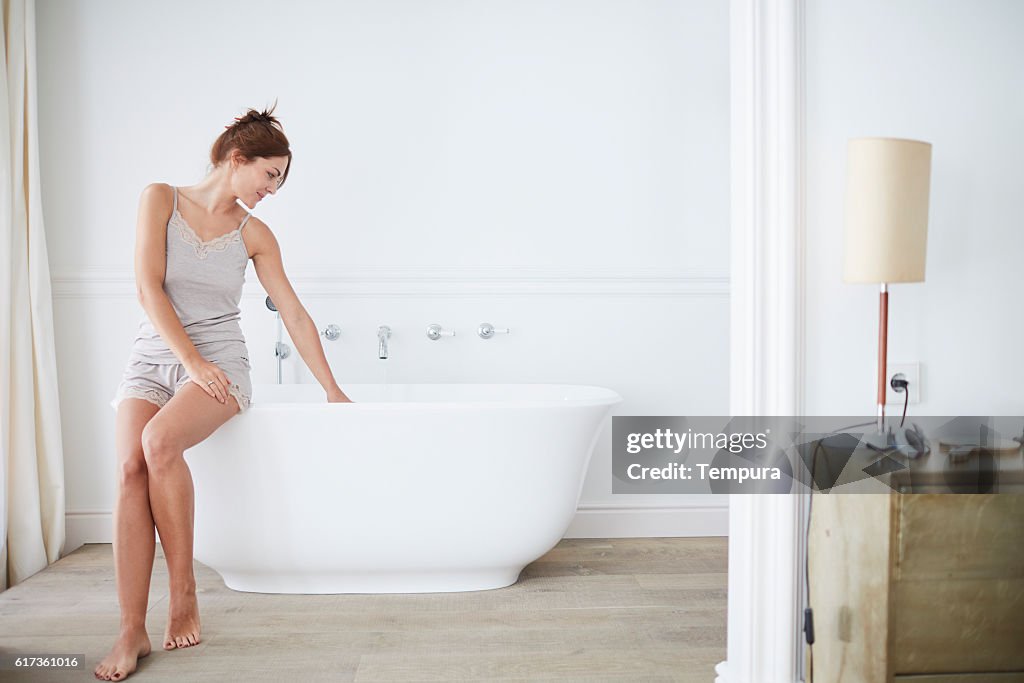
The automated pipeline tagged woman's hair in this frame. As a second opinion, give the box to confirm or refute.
[209,99,292,188]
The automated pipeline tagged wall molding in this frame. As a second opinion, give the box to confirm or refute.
[65,504,728,554]
[50,266,729,298]
[721,1,807,683]
[568,502,728,538]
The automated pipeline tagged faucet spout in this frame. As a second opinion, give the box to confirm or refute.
[377,325,391,359]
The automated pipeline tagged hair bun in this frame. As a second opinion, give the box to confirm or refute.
[211,98,291,186]
[229,106,280,130]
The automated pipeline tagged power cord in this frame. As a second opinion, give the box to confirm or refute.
[890,375,910,427]
[805,441,821,681]
[804,419,876,682]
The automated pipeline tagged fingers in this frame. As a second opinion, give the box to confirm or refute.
[196,373,230,404]
[213,377,226,403]
[196,376,221,402]
[188,362,233,405]
[211,370,232,404]
[219,370,232,404]
[213,374,228,403]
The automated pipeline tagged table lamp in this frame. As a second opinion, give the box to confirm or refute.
[843,137,932,444]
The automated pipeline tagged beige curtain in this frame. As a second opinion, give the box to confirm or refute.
[0,0,65,592]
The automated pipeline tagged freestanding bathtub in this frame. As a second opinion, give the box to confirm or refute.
[183,383,622,594]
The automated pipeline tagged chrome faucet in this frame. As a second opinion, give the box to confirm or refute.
[266,296,291,384]
[377,325,391,359]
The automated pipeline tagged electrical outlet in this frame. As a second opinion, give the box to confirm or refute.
[886,362,920,405]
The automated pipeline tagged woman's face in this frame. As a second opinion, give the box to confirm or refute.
[235,154,288,207]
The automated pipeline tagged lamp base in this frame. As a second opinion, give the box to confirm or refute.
[865,423,931,459]
[864,428,896,453]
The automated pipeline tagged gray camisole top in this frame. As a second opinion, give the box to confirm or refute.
[128,186,252,365]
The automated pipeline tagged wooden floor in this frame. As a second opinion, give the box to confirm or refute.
[0,537,727,682]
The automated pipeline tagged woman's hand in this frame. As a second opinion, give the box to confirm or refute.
[185,356,231,404]
[327,387,353,403]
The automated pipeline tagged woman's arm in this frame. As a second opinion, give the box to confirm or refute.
[135,183,204,367]
[277,314,349,400]
[135,184,233,403]
[247,218,351,402]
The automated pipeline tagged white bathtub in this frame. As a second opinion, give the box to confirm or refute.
[184,383,622,594]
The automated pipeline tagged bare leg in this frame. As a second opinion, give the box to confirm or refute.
[147,456,200,650]
[141,381,240,650]
[95,398,160,681]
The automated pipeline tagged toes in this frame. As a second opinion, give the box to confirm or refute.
[164,638,176,650]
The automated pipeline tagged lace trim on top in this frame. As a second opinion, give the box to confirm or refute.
[172,210,243,260]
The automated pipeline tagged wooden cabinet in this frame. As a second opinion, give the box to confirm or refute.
[807,493,1024,682]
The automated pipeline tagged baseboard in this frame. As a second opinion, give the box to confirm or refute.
[64,503,728,555]
[64,511,118,554]
[566,502,728,538]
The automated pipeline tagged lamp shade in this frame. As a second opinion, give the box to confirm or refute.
[843,137,931,283]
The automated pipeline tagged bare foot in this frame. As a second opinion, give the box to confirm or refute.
[94,627,151,681]
[163,589,202,650]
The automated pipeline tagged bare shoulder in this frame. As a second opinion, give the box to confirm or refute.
[135,183,176,235]
[136,182,176,225]
[242,214,280,261]
[140,182,174,206]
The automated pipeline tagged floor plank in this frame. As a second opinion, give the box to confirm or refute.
[0,537,726,682]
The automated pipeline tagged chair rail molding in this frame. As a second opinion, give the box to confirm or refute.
[719,1,807,682]
[49,265,728,298]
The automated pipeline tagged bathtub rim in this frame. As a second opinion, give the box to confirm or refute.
[246,382,624,410]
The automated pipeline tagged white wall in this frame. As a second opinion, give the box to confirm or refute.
[805,0,1024,416]
[38,0,731,549]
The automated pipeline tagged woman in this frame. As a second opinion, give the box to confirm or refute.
[95,104,352,681]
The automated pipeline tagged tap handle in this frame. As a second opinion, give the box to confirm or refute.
[426,324,456,340]
[477,322,511,339]
[320,324,341,341]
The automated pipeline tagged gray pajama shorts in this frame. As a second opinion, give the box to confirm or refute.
[110,356,252,413]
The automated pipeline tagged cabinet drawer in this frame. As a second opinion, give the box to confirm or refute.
[892,494,1024,674]
[896,494,1024,580]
